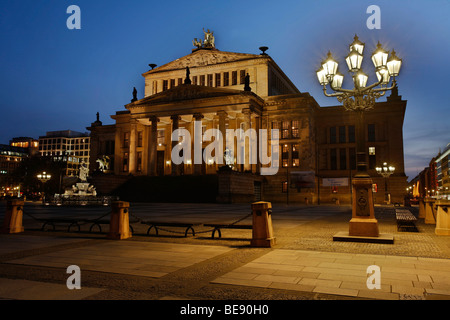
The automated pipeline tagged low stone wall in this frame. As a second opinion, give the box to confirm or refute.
[217,170,262,204]
[90,174,132,196]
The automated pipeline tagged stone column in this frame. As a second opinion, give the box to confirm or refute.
[242,108,252,171]
[129,120,137,174]
[217,111,227,165]
[147,116,158,176]
[114,128,122,175]
[171,115,180,175]
[255,115,261,174]
[193,113,204,175]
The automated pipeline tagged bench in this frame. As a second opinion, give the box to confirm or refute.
[140,221,201,237]
[203,223,253,239]
[395,209,418,231]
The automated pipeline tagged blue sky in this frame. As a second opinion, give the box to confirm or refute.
[0,0,449,180]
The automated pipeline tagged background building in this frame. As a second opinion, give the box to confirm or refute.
[436,143,450,199]
[39,130,90,176]
[0,144,29,197]
[10,137,39,156]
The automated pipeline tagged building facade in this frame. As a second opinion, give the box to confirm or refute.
[0,144,29,197]
[88,33,408,204]
[436,144,450,199]
[39,130,91,176]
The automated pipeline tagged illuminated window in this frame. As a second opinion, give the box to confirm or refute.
[282,181,288,193]
[369,147,376,155]
[292,120,299,138]
[292,144,299,167]
[157,130,165,146]
[282,144,289,167]
[282,121,290,139]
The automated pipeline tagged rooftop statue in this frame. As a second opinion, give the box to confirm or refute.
[193,28,215,49]
[203,28,215,48]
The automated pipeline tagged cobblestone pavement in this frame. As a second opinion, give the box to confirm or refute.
[0,202,449,302]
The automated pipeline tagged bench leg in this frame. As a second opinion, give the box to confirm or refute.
[90,223,102,233]
[185,226,195,237]
[42,222,55,232]
[211,228,221,239]
[68,222,81,233]
[147,225,158,236]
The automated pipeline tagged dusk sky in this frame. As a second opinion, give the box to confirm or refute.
[0,0,448,181]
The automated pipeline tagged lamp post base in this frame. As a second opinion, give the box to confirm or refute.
[349,177,379,237]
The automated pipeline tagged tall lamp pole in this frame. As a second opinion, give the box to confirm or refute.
[37,171,51,204]
[376,162,395,204]
[316,35,402,237]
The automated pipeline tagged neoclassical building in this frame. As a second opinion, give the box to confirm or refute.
[88,31,408,204]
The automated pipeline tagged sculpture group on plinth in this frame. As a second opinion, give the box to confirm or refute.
[52,161,115,206]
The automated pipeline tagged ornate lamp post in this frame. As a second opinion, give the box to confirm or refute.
[317,35,402,238]
[37,171,51,204]
[376,162,395,204]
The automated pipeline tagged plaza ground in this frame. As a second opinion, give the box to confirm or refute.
[0,201,449,301]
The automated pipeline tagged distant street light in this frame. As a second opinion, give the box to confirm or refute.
[37,171,51,204]
[376,162,395,204]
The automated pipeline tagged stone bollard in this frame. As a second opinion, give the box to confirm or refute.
[435,200,450,236]
[424,198,436,224]
[250,201,276,248]
[418,199,426,219]
[107,201,132,240]
[1,200,25,234]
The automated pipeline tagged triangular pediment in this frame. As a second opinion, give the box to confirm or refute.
[145,49,262,73]
[131,84,251,106]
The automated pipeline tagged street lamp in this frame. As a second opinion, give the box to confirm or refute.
[317,35,402,238]
[37,171,51,204]
[376,162,395,204]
